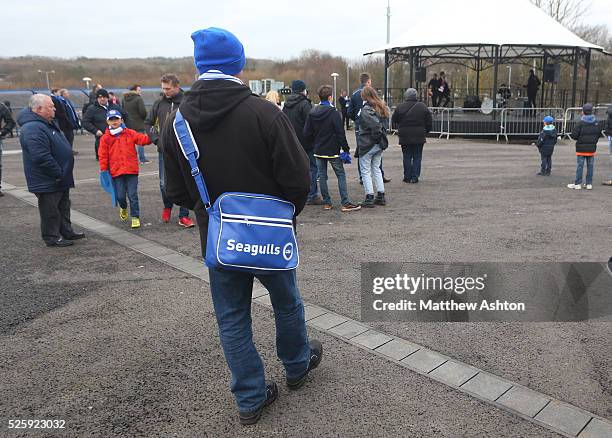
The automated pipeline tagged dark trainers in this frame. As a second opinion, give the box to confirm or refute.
[306,196,324,205]
[239,380,278,425]
[374,192,386,206]
[287,340,323,390]
[360,194,375,208]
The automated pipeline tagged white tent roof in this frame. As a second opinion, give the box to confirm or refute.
[365,0,603,56]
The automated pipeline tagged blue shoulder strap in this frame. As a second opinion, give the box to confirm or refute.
[173,109,211,209]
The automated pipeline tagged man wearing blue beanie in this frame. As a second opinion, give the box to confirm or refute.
[161,27,323,425]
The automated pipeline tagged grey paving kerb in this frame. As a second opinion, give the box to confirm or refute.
[5,184,611,438]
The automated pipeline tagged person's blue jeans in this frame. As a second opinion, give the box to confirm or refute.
[359,145,384,195]
[575,155,594,185]
[401,144,424,180]
[316,157,351,205]
[137,146,148,163]
[208,268,310,413]
[307,151,320,200]
[113,174,140,218]
[158,152,189,218]
[608,136,612,179]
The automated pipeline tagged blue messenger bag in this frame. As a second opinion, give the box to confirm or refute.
[173,109,299,273]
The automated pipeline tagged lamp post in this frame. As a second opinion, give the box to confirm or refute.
[506,65,512,95]
[331,73,340,107]
[82,76,92,90]
[38,69,55,91]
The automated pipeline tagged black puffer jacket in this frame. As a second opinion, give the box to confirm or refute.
[391,98,433,145]
[161,80,310,255]
[536,126,557,156]
[358,103,389,156]
[0,102,16,137]
[571,116,601,154]
[121,91,147,132]
[605,106,612,137]
[82,102,129,145]
[303,103,349,157]
[282,93,312,152]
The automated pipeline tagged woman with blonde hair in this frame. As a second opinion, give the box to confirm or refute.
[265,90,281,107]
[358,86,390,207]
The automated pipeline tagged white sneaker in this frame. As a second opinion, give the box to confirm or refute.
[586,184,593,190]
[567,183,582,190]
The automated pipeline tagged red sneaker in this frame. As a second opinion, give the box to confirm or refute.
[161,208,171,223]
[178,217,195,228]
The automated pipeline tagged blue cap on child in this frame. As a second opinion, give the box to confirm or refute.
[543,116,554,123]
[106,109,122,120]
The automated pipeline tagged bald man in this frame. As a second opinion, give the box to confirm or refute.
[18,94,84,247]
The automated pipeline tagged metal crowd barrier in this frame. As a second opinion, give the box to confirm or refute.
[500,107,565,142]
[438,108,505,141]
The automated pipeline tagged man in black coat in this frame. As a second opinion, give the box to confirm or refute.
[0,101,16,196]
[391,88,433,183]
[82,88,128,160]
[282,80,321,204]
[525,69,541,109]
[161,27,322,425]
[338,90,350,130]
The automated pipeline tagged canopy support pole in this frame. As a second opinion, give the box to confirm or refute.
[540,53,547,108]
[584,49,591,104]
[384,49,389,104]
[492,45,499,110]
[571,47,579,107]
[475,46,481,97]
[409,48,414,89]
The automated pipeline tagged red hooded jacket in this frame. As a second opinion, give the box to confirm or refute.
[99,128,151,177]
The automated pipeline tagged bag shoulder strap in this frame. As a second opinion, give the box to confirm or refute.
[173,109,211,209]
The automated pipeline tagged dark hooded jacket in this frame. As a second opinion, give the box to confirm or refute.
[145,90,184,152]
[0,102,16,137]
[536,125,557,156]
[303,103,349,157]
[391,97,433,145]
[121,91,147,132]
[161,80,310,255]
[17,108,74,193]
[571,116,601,155]
[282,93,312,152]
[605,106,612,137]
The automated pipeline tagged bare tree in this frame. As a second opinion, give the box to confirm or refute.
[530,0,591,30]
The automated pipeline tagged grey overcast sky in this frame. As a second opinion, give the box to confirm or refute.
[1,0,611,60]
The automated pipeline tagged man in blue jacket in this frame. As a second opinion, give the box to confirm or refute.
[18,94,84,247]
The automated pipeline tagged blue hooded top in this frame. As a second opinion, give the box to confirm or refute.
[18,108,74,193]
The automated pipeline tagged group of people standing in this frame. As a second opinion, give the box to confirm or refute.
[427,72,451,107]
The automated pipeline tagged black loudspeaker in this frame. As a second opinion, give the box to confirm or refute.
[463,95,481,108]
[415,67,426,82]
[544,64,560,83]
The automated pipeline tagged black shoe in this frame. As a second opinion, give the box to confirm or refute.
[287,340,323,390]
[239,381,278,425]
[360,194,375,208]
[410,177,419,184]
[0,191,4,197]
[537,171,544,176]
[45,239,74,247]
[402,178,410,183]
[382,177,392,183]
[374,192,386,206]
[63,232,85,240]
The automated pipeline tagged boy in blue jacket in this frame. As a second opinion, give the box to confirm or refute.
[536,115,557,176]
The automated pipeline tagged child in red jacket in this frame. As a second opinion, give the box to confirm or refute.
[99,110,152,228]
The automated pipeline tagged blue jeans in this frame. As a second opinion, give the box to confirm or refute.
[113,174,139,217]
[137,146,148,163]
[359,145,384,195]
[0,138,3,190]
[307,151,320,200]
[208,268,310,412]
[316,157,351,205]
[158,152,189,218]
[401,144,424,180]
[608,136,612,179]
[575,155,594,185]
